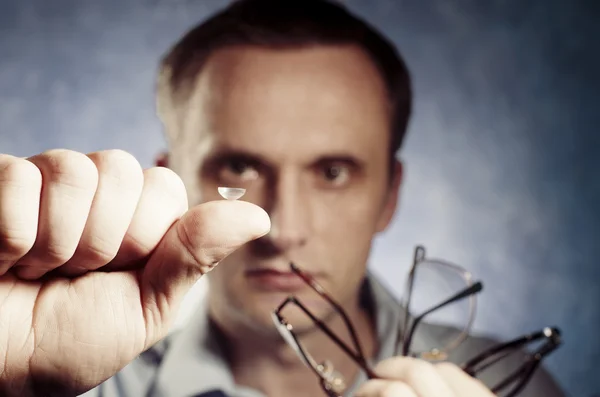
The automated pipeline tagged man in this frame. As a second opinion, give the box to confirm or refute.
[0,0,564,396]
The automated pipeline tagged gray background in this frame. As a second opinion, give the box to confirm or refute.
[0,0,598,396]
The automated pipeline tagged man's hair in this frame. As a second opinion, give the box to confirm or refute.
[156,0,412,160]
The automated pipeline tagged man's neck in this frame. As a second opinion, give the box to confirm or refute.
[211,291,378,397]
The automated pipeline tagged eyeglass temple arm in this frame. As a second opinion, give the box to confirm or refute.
[493,358,540,397]
[488,337,560,397]
[402,281,483,355]
[317,288,368,365]
[461,327,561,374]
[273,307,346,396]
[290,262,369,366]
[461,327,561,396]
[397,246,425,352]
[276,296,378,379]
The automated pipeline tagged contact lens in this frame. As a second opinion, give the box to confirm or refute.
[218,187,246,200]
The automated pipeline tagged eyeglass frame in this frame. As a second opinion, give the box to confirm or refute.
[398,245,481,359]
[271,248,562,397]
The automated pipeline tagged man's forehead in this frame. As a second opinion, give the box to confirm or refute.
[199,43,385,92]
[192,44,389,116]
[178,44,390,164]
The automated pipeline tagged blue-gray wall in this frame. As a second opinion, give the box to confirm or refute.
[0,0,598,396]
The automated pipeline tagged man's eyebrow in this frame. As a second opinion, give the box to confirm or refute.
[201,149,366,172]
[203,149,272,166]
[312,155,365,169]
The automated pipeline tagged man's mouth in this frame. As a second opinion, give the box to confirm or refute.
[244,268,308,292]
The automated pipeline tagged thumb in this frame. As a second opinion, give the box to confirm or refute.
[139,199,270,333]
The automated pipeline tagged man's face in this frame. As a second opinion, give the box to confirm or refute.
[169,44,402,335]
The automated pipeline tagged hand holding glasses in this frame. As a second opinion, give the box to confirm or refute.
[272,246,562,397]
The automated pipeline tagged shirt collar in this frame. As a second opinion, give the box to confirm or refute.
[150,271,414,397]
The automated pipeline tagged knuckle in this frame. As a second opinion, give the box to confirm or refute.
[0,155,40,259]
[176,219,219,274]
[0,232,35,258]
[95,149,140,169]
[40,240,77,264]
[91,149,143,188]
[382,382,410,397]
[0,155,42,185]
[405,361,436,385]
[78,236,119,264]
[38,149,99,190]
[435,361,459,373]
[372,357,394,372]
[144,166,188,206]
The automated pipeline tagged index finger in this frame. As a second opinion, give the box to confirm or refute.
[0,154,42,273]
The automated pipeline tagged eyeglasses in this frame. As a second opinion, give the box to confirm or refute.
[271,246,562,397]
[398,245,483,360]
[461,326,562,396]
[271,262,377,396]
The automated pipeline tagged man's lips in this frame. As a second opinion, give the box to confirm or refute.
[244,268,309,292]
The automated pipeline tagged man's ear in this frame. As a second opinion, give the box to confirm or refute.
[155,151,169,168]
[375,159,403,233]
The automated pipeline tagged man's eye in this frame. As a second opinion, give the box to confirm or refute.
[228,160,252,174]
[321,164,350,185]
[219,160,259,182]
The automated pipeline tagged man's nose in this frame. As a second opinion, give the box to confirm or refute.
[260,175,311,254]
